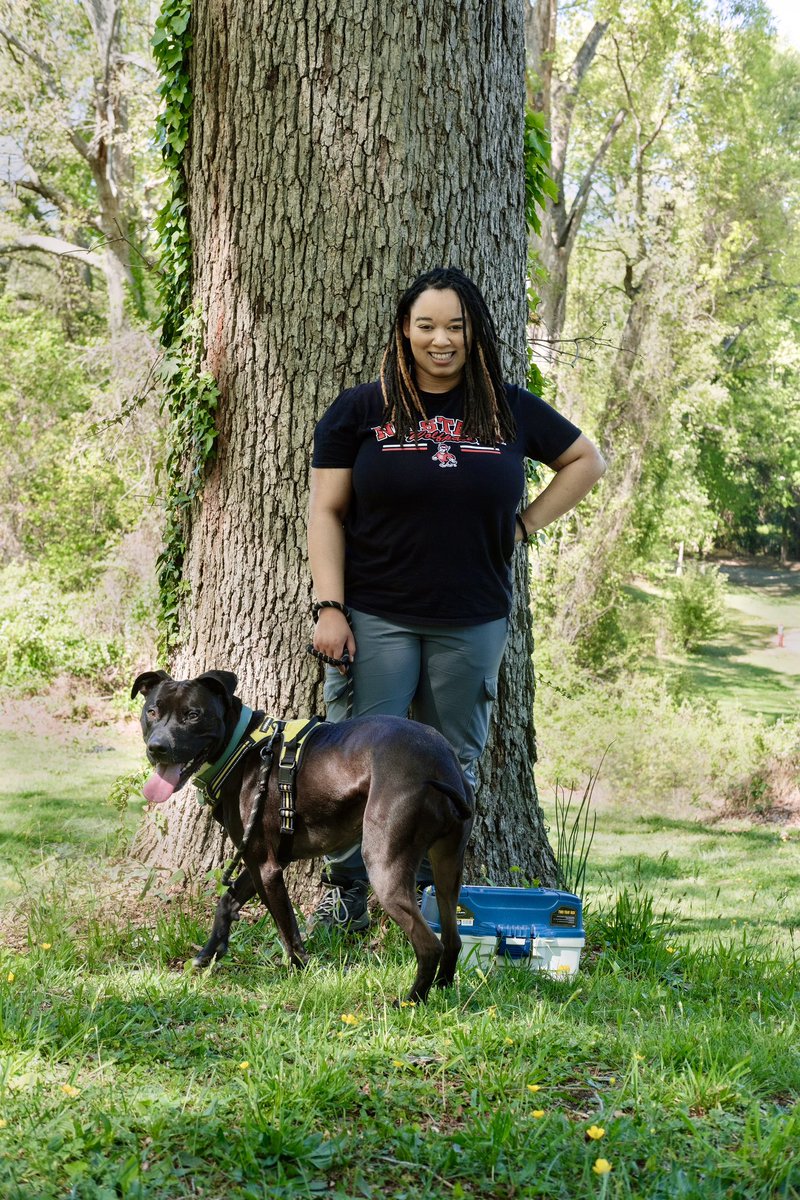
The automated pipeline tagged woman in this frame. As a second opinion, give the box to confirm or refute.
[307,267,605,928]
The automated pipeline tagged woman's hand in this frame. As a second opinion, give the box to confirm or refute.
[313,607,356,675]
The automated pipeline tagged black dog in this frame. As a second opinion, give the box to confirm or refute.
[132,670,474,1002]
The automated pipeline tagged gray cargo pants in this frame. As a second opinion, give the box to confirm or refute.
[322,607,509,883]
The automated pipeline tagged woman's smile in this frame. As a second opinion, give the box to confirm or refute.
[403,287,468,392]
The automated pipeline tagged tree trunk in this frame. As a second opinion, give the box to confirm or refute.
[134,0,558,900]
[554,255,672,644]
[526,7,623,363]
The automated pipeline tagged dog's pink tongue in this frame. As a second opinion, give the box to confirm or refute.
[143,764,184,805]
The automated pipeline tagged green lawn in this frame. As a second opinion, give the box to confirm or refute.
[0,722,145,907]
[0,711,798,1199]
[575,802,800,949]
[643,561,800,720]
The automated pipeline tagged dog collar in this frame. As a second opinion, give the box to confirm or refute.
[192,705,256,803]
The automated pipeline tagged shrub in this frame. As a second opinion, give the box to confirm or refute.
[534,636,798,808]
[0,561,146,692]
[668,562,726,650]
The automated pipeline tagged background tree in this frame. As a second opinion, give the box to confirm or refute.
[533,0,800,657]
[0,0,163,695]
[0,0,157,333]
[133,0,561,896]
[526,0,626,360]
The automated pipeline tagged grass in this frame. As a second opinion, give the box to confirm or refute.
[1,714,799,1197]
[578,806,800,949]
[637,560,800,720]
[0,721,145,907]
[1,884,799,1199]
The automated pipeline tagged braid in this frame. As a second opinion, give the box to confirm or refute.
[379,267,516,445]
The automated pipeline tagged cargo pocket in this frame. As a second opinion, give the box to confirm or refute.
[323,669,351,721]
[484,676,498,703]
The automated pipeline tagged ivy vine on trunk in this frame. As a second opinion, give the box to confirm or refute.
[152,0,219,659]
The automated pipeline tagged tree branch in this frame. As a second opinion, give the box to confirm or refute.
[17,176,106,238]
[550,20,610,181]
[0,233,105,270]
[560,107,627,253]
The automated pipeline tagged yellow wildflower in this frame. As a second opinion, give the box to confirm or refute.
[635,1053,645,1061]
[666,946,676,954]
[340,1013,359,1026]
[39,943,52,951]
[555,964,572,973]
[527,1083,541,1093]
[399,1001,416,1009]
[486,1005,497,1017]
[0,1119,7,1129]
[532,1109,545,1119]
[6,973,14,983]
[504,1037,514,1046]
[609,1076,616,1085]
[60,1084,80,1098]
[592,1158,613,1176]
[587,1125,605,1140]
[238,1061,250,1071]
[391,1059,405,1068]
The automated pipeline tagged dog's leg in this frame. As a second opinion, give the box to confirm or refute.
[248,857,310,970]
[427,834,466,988]
[361,832,443,1004]
[193,869,258,968]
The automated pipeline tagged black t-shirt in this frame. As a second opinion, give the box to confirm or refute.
[312,380,581,625]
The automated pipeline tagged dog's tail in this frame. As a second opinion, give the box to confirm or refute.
[426,778,474,821]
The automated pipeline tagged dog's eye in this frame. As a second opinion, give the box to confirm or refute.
[185,709,201,722]
[146,707,157,720]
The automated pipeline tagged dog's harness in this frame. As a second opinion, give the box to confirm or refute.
[192,710,326,884]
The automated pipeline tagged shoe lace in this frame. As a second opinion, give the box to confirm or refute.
[315,885,349,924]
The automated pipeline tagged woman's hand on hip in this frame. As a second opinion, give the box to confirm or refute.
[313,608,357,675]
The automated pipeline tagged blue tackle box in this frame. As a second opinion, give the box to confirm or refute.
[420,885,585,977]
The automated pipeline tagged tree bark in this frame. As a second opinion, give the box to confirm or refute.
[134,0,558,900]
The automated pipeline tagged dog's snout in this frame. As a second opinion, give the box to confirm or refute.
[146,732,173,761]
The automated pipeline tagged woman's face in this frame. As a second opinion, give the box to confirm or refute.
[402,287,469,393]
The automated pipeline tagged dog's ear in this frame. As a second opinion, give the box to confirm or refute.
[131,670,172,700]
[196,670,239,705]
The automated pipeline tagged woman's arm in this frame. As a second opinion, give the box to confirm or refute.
[308,467,357,666]
[515,433,606,540]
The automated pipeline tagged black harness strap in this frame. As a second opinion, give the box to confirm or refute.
[221,721,284,891]
[276,716,325,865]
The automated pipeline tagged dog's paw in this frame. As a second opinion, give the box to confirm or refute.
[190,951,222,970]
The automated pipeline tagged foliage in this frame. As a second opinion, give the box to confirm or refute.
[0,560,150,691]
[151,0,220,656]
[552,773,598,899]
[151,0,193,339]
[153,311,219,656]
[0,3,165,698]
[524,109,558,237]
[0,0,159,328]
[534,629,798,809]
[537,0,800,656]
[667,562,727,652]
[588,884,676,973]
[0,298,157,589]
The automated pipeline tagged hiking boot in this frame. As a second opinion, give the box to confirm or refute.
[312,878,370,931]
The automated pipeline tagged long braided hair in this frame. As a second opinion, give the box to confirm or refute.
[379,267,517,446]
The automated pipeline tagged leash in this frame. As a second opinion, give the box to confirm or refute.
[306,599,354,719]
